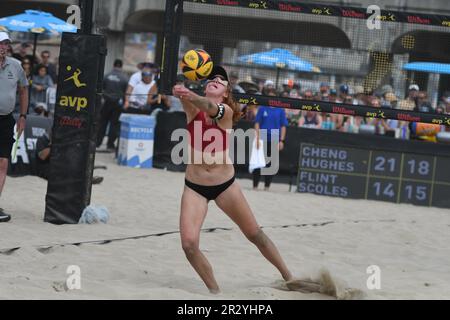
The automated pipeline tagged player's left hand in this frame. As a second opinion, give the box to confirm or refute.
[172,85,196,101]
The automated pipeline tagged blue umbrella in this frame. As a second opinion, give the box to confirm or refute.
[0,10,76,69]
[238,48,321,87]
[403,62,450,75]
[0,10,77,34]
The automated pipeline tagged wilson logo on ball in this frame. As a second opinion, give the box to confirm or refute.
[180,49,213,81]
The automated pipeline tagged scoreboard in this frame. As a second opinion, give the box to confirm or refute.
[297,143,450,208]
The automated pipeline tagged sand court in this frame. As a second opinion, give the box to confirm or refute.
[1,153,450,299]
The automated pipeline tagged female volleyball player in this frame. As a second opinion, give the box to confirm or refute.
[172,66,298,294]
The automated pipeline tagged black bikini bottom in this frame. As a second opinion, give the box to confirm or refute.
[185,176,235,201]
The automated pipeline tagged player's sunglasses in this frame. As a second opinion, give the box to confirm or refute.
[206,76,228,87]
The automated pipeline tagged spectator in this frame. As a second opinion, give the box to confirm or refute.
[343,95,353,105]
[12,42,36,64]
[281,79,294,96]
[280,90,289,98]
[36,131,103,183]
[319,82,330,99]
[229,71,245,94]
[384,92,398,109]
[243,103,258,122]
[329,88,338,103]
[415,91,430,111]
[365,97,390,135]
[30,64,54,112]
[398,84,419,111]
[263,79,276,94]
[339,84,349,102]
[380,84,394,97]
[33,102,50,117]
[299,111,322,129]
[35,131,52,180]
[38,50,57,83]
[303,89,314,100]
[353,85,366,105]
[124,66,156,114]
[313,91,321,101]
[326,88,344,130]
[253,84,288,191]
[286,89,301,126]
[241,86,260,122]
[414,100,435,114]
[97,59,129,150]
[337,94,362,133]
[124,62,150,109]
[436,105,445,114]
[438,92,450,114]
[21,58,32,82]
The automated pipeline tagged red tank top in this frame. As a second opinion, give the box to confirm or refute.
[187,111,229,152]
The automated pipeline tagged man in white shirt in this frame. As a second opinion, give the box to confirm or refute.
[125,67,157,114]
[124,62,158,109]
[127,62,145,90]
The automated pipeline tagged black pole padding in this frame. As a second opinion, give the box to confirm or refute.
[79,0,94,35]
[160,0,184,95]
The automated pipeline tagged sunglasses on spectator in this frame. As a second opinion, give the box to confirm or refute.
[142,72,153,77]
[207,76,228,87]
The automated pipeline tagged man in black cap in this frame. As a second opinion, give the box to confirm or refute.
[229,71,245,94]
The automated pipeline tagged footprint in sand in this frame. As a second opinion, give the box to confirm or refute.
[52,281,69,293]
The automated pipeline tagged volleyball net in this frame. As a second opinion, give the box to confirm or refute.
[160,0,450,127]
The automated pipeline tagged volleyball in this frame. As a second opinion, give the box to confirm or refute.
[180,49,213,81]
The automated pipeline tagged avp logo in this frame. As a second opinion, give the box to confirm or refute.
[377,110,386,118]
[312,7,332,15]
[239,97,258,105]
[64,66,86,88]
[60,65,88,112]
[249,1,268,9]
[301,103,322,112]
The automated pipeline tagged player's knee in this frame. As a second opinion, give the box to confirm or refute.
[246,228,267,246]
[181,237,199,256]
